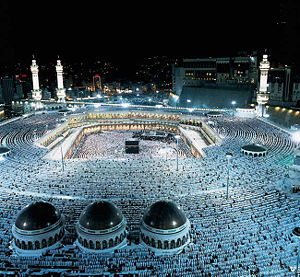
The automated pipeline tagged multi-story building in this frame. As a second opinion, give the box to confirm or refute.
[171,55,257,108]
[172,55,258,97]
[14,81,23,100]
[1,77,15,117]
[267,66,291,104]
[292,81,300,105]
[1,77,15,106]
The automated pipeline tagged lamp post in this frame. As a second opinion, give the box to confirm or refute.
[187,99,191,109]
[33,129,37,141]
[59,135,65,173]
[293,227,300,277]
[175,135,180,171]
[231,101,236,116]
[225,152,233,199]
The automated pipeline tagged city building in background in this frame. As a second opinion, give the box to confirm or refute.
[171,54,257,108]
[1,77,14,116]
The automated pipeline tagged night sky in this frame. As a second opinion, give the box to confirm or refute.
[0,1,299,69]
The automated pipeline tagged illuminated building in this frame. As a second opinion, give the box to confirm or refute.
[55,59,66,103]
[172,55,257,97]
[30,58,42,102]
[256,55,270,117]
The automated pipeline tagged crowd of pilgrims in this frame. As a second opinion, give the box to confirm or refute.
[0,110,299,276]
[73,131,192,160]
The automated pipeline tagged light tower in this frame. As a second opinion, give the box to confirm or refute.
[30,57,42,103]
[256,54,270,117]
[55,58,66,103]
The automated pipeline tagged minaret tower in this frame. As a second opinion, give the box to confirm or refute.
[55,57,66,103]
[30,57,42,102]
[256,54,270,117]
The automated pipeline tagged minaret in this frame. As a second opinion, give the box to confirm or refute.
[256,54,270,117]
[30,57,42,102]
[55,58,66,103]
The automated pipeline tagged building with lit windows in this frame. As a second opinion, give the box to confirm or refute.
[171,55,257,108]
[268,66,292,105]
[172,56,257,95]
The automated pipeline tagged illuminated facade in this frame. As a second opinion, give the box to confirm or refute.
[256,55,270,117]
[55,59,66,102]
[30,58,42,102]
[172,56,257,97]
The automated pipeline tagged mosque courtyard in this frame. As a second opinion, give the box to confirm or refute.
[0,107,299,276]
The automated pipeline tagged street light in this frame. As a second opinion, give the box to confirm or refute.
[59,135,65,173]
[33,129,37,141]
[225,152,233,199]
[293,227,300,277]
[175,135,180,171]
[231,101,236,116]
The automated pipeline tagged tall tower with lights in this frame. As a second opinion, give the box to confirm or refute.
[30,57,42,102]
[55,58,66,102]
[256,54,270,117]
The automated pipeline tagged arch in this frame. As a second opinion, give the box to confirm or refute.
[83,239,88,248]
[96,241,101,250]
[109,239,113,248]
[15,239,21,248]
[102,240,107,249]
[170,240,175,249]
[21,241,26,250]
[115,236,119,246]
[164,240,169,249]
[176,238,181,247]
[42,239,47,248]
[89,240,94,249]
[48,237,54,246]
[28,241,33,250]
[151,238,156,248]
[182,236,186,245]
[157,240,162,249]
[35,240,40,250]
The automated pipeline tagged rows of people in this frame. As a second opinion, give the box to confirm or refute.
[73,130,191,160]
[0,110,299,275]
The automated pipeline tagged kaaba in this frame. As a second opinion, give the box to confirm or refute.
[125,139,139,154]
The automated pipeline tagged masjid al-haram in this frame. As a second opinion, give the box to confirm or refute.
[0,55,299,276]
[0,105,299,276]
